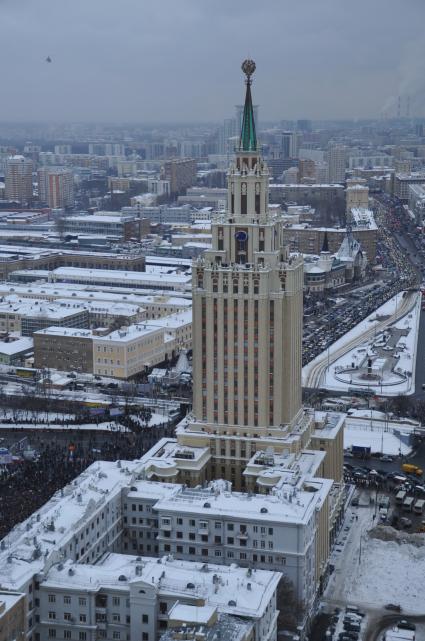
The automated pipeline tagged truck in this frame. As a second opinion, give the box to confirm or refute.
[351,445,371,459]
[402,496,414,512]
[396,490,407,505]
[377,494,390,509]
[402,463,423,476]
[413,499,425,514]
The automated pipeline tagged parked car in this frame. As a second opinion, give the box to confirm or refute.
[397,621,416,631]
[385,604,402,612]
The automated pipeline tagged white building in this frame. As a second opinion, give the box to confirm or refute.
[38,554,279,641]
[0,458,281,641]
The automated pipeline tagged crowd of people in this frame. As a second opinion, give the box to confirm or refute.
[0,414,178,540]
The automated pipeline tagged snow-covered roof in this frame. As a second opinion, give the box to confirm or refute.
[0,337,33,355]
[42,552,281,619]
[34,326,93,338]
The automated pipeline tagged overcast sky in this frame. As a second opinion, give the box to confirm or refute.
[1,0,424,123]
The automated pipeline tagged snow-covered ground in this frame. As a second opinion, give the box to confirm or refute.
[325,489,425,616]
[344,424,411,456]
[346,535,425,613]
[343,410,418,456]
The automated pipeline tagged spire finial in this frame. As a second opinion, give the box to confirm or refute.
[239,59,257,152]
[242,59,256,80]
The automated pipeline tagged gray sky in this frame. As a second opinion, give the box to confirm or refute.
[1,0,424,122]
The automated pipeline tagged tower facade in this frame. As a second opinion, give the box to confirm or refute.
[192,60,304,433]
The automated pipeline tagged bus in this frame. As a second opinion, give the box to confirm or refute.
[15,367,38,379]
[395,490,406,505]
[413,499,425,514]
[402,496,414,512]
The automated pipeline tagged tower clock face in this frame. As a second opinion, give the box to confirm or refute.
[235,230,248,242]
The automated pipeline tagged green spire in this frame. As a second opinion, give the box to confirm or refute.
[240,59,257,152]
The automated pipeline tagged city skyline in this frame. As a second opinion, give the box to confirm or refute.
[1,0,425,122]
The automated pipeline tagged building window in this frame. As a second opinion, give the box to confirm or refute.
[48,630,56,639]
[142,614,149,624]
[48,612,56,620]
[63,596,71,605]
[48,595,56,603]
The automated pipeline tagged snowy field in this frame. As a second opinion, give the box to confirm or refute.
[344,424,411,456]
[345,535,425,613]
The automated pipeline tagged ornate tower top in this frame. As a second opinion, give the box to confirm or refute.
[239,59,257,152]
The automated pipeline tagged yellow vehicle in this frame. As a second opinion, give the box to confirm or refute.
[402,463,423,476]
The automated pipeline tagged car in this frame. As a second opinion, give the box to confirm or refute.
[351,497,359,507]
[381,455,394,462]
[400,517,412,528]
[385,604,402,612]
[397,621,416,631]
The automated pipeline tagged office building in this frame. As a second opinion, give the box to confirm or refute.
[5,156,33,204]
[281,131,299,159]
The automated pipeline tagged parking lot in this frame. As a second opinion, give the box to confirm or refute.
[343,456,425,531]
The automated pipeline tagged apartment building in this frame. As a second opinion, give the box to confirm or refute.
[5,156,33,204]
[33,327,94,373]
[161,159,197,196]
[0,592,25,641]
[37,555,279,641]
[0,459,280,641]
[37,167,74,209]
[121,473,331,608]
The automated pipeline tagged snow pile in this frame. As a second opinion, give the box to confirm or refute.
[369,525,425,548]
[345,534,425,612]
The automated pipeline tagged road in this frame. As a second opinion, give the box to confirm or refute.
[322,488,425,641]
[304,291,418,389]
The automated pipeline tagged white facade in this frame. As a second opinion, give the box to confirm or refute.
[37,554,279,641]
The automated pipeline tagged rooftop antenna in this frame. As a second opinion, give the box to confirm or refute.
[406,95,410,119]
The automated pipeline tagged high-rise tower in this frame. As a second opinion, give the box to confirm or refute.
[5,155,33,204]
[192,60,304,435]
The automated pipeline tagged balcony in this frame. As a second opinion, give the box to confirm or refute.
[237,531,248,540]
